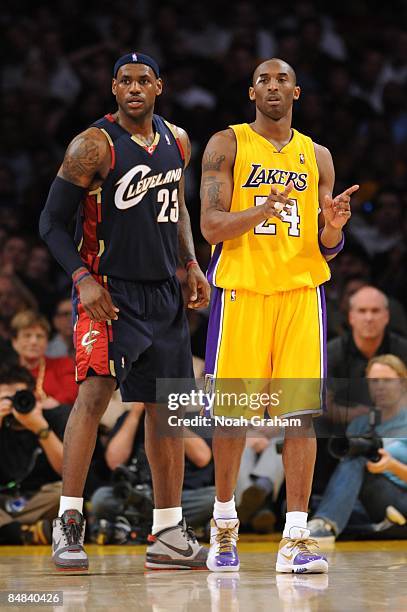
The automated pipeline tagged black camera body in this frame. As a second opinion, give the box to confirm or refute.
[2,390,36,428]
[328,432,383,462]
[111,455,153,528]
[7,390,36,414]
[328,409,383,463]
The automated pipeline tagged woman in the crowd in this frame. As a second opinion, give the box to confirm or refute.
[10,310,77,407]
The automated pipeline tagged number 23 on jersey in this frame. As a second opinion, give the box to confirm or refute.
[157,187,179,223]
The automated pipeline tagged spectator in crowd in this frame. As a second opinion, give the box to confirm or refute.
[308,355,407,540]
[0,234,29,275]
[328,286,407,393]
[0,274,37,343]
[0,363,70,544]
[46,297,74,359]
[326,276,407,340]
[90,404,215,538]
[10,311,77,407]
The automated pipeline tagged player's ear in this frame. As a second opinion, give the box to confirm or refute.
[249,86,255,101]
[155,77,163,97]
[112,78,117,96]
[293,85,301,101]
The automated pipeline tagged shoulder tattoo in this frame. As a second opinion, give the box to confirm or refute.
[62,134,101,183]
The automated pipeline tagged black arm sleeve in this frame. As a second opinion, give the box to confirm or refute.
[39,176,87,277]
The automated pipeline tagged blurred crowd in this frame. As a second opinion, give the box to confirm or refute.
[1,0,407,545]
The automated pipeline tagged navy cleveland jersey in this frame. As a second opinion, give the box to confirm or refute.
[75,114,185,281]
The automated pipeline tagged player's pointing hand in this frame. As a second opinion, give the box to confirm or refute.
[323,184,359,229]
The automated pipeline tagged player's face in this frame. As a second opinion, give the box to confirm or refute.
[112,64,162,119]
[249,62,300,120]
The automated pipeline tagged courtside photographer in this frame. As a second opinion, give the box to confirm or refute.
[0,363,70,544]
[308,355,407,541]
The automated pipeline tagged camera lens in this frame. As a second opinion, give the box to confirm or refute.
[12,390,36,414]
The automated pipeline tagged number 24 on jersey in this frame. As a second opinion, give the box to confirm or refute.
[254,196,300,237]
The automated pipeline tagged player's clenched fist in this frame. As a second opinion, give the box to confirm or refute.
[261,181,295,221]
[77,276,119,322]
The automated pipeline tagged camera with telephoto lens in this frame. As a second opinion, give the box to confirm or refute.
[110,452,153,540]
[7,390,36,414]
[112,463,153,517]
[328,409,383,462]
[2,390,37,428]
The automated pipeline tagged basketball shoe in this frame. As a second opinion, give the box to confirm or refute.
[52,509,88,571]
[207,518,240,572]
[276,527,328,573]
[145,518,208,570]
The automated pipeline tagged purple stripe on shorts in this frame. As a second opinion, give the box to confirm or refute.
[318,284,328,412]
[205,286,223,376]
[206,243,223,285]
[319,284,327,379]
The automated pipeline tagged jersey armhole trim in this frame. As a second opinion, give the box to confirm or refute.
[228,126,239,191]
[164,120,186,165]
[99,128,116,170]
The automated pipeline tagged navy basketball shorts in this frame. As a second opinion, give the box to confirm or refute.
[73,274,194,402]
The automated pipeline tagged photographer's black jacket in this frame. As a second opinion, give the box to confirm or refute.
[327,330,407,406]
[0,405,71,493]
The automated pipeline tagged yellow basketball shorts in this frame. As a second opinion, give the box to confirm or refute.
[204,285,327,418]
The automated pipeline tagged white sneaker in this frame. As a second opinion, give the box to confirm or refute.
[145,519,207,570]
[207,518,240,572]
[276,527,328,574]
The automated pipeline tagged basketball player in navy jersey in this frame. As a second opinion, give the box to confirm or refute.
[40,53,210,571]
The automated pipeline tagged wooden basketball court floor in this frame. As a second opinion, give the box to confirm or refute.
[0,539,406,611]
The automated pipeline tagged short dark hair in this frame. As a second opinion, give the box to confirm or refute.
[0,363,35,390]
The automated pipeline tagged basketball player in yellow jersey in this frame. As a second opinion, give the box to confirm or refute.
[201,58,359,573]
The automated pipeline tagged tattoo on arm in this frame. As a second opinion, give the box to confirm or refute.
[62,135,101,184]
[201,176,225,210]
[202,152,225,172]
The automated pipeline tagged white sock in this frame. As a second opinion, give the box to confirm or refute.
[213,496,237,520]
[59,496,83,517]
[152,507,183,534]
[283,511,308,538]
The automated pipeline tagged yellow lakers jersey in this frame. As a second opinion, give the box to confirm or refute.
[207,124,330,294]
